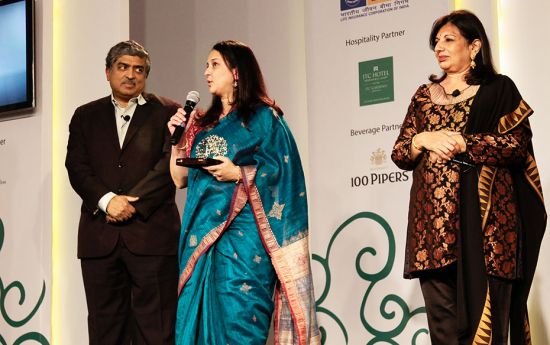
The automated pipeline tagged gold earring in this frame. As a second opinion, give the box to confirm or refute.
[470,51,478,69]
[233,80,238,88]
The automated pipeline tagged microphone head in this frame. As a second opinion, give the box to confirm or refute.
[171,91,200,146]
[186,90,200,104]
[451,89,461,97]
[122,115,131,121]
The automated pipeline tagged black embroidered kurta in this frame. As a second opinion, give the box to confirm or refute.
[392,83,531,280]
[392,74,546,344]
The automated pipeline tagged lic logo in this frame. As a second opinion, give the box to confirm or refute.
[341,0,366,11]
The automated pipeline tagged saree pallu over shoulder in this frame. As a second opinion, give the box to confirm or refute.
[241,166,321,345]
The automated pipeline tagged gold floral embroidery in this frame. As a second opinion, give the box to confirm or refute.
[189,235,197,247]
[268,202,285,220]
[240,282,251,294]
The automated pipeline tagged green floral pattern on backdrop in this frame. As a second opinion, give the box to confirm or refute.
[0,218,49,344]
[313,212,428,344]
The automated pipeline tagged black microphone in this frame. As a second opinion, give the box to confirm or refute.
[170,91,200,145]
[451,89,461,97]
[122,115,131,122]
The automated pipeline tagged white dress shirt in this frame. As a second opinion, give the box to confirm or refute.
[97,94,147,214]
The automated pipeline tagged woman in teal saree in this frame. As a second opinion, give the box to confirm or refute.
[168,40,320,345]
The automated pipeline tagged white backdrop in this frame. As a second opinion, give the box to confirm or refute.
[495,1,550,342]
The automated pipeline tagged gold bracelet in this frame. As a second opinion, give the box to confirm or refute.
[235,167,242,184]
[411,135,423,151]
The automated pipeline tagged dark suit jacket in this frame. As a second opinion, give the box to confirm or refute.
[66,93,181,258]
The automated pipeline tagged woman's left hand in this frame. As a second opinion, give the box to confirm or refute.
[446,132,466,152]
[203,156,241,182]
[427,131,467,164]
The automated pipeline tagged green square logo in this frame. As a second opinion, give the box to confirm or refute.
[358,57,394,106]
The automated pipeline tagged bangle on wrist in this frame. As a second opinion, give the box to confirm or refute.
[411,135,423,151]
[235,167,242,184]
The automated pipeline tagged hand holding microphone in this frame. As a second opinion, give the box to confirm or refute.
[170,91,200,145]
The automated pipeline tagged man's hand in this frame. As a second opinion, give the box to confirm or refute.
[105,214,118,223]
[105,195,139,222]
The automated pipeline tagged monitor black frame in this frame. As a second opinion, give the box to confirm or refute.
[0,0,35,118]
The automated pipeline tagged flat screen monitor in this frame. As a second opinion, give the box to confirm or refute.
[0,0,34,117]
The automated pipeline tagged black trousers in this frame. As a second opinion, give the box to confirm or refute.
[419,264,512,345]
[81,238,178,345]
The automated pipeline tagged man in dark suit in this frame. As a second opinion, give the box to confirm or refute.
[65,40,181,345]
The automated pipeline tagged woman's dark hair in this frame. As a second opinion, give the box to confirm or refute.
[199,40,282,127]
[428,10,497,84]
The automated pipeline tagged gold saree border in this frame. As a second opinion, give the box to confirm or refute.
[242,165,319,345]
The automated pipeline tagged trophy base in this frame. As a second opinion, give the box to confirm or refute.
[175,157,222,168]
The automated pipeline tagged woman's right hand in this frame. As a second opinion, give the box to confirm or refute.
[167,108,196,135]
[167,108,186,135]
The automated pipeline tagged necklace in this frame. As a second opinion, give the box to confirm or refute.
[445,84,472,97]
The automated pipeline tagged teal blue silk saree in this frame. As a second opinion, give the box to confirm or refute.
[176,106,320,345]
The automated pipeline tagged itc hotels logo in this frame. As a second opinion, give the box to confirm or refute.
[358,56,394,106]
[341,0,366,11]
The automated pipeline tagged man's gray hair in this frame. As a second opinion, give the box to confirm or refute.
[105,40,151,76]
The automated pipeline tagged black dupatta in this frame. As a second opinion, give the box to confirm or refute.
[457,74,546,344]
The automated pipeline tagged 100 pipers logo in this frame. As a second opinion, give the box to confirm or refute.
[350,148,410,188]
